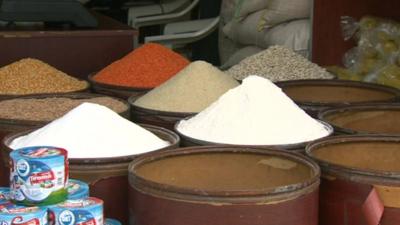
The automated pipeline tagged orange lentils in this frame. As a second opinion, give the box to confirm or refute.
[93,43,190,88]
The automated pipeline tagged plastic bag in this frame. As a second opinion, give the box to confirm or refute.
[340,15,400,88]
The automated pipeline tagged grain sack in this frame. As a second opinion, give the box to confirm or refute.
[219,26,246,64]
[221,46,263,70]
[263,19,310,51]
[262,0,311,26]
[233,0,270,19]
[223,0,311,46]
[223,10,267,46]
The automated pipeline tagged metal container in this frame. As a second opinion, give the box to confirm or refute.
[128,146,320,225]
[2,124,180,224]
[0,92,130,187]
[174,118,334,152]
[276,80,400,117]
[318,103,400,135]
[88,74,151,100]
[306,135,400,225]
[129,95,195,131]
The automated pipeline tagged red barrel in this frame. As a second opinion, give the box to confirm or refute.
[2,124,180,224]
[306,135,400,225]
[276,79,400,118]
[129,146,320,225]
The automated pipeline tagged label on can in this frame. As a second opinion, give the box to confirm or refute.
[49,197,103,225]
[0,188,10,204]
[10,146,69,206]
[0,202,47,225]
[66,179,89,200]
[105,218,121,225]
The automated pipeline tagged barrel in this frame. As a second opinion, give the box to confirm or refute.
[2,124,180,224]
[306,135,400,225]
[129,96,195,131]
[88,74,151,100]
[174,118,334,152]
[128,146,320,225]
[0,93,130,186]
[276,80,400,117]
[318,104,400,135]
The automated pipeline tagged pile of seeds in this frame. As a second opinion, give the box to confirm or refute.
[227,45,335,81]
[0,97,128,121]
[94,43,190,88]
[0,58,88,95]
[134,61,239,113]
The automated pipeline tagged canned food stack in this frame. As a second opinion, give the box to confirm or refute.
[0,146,120,225]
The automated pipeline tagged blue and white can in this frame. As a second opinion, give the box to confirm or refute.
[66,179,89,200]
[10,146,69,206]
[0,202,47,225]
[49,197,103,225]
[105,218,121,225]
[0,188,10,204]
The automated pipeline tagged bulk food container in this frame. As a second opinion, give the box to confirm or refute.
[128,146,320,225]
[276,80,400,117]
[306,135,400,225]
[2,124,180,224]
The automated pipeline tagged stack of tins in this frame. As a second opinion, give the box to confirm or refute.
[276,80,400,118]
[128,146,320,225]
[306,135,400,225]
[0,93,130,187]
[1,124,180,224]
[318,104,400,135]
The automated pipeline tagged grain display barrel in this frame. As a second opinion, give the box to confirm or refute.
[276,80,400,117]
[0,93,130,186]
[318,104,400,135]
[88,74,150,100]
[129,146,320,225]
[2,124,180,224]
[174,118,334,152]
[129,96,195,131]
[306,135,400,225]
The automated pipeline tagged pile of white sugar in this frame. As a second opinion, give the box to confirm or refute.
[177,75,331,145]
[10,103,169,158]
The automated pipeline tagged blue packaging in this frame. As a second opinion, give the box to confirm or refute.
[10,146,69,206]
[0,202,47,225]
[105,218,121,225]
[0,188,10,204]
[49,197,103,225]
[66,179,89,200]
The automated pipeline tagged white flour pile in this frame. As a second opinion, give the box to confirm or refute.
[10,103,169,158]
[177,75,331,145]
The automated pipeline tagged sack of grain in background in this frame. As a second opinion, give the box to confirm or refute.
[263,19,310,53]
[221,45,264,70]
[223,0,311,46]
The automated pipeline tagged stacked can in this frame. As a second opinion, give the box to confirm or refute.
[0,146,120,225]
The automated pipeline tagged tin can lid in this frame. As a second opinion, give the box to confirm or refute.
[0,202,46,215]
[105,218,122,225]
[0,187,10,204]
[57,197,103,209]
[66,179,89,200]
[11,146,68,159]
